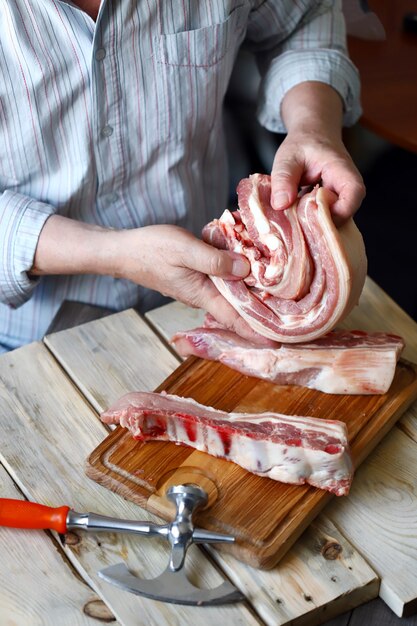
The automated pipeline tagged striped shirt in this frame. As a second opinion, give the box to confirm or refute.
[0,0,361,352]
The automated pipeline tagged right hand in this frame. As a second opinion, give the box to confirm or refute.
[114,224,271,344]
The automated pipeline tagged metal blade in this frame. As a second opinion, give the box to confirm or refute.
[98,562,244,606]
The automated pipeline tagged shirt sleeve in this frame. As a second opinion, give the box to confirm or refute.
[246,0,362,133]
[0,190,55,308]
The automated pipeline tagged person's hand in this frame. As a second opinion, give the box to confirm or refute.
[115,224,272,344]
[270,129,366,226]
[32,216,272,344]
[271,81,366,226]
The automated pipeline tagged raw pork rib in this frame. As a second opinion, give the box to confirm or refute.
[100,392,353,496]
[171,328,404,395]
[202,175,367,343]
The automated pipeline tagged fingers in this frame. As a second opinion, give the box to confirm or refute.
[271,132,366,223]
[175,234,273,344]
[183,237,250,280]
[270,150,304,210]
[201,284,276,346]
[321,158,366,225]
[329,179,366,226]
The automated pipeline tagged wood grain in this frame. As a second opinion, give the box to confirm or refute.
[206,515,378,626]
[146,277,417,616]
[145,301,205,347]
[0,342,258,626]
[45,307,380,625]
[327,279,417,617]
[86,351,417,569]
[327,427,417,618]
[45,308,181,413]
[342,278,417,363]
[0,464,113,626]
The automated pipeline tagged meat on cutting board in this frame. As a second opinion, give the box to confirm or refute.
[100,392,353,496]
[171,328,404,395]
[203,174,368,343]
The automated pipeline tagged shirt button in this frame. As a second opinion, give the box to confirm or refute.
[101,125,113,137]
[95,48,106,61]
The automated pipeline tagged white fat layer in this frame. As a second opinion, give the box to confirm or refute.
[264,262,279,280]
[209,275,316,342]
[126,405,347,444]
[151,394,348,440]
[303,361,394,394]
[219,209,235,225]
[264,234,279,251]
[248,196,283,257]
[225,415,347,440]
[275,297,327,328]
[224,347,397,394]
[128,414,352,493]
[248,192,270,234]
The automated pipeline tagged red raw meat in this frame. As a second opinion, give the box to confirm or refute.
[171,328,404,395]
[202,175,367,343]
[100,391,353,496]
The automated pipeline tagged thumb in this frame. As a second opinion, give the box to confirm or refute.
[187,239,250,279]
[271,154,303,210]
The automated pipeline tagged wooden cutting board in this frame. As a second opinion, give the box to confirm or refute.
[86,355,417,569]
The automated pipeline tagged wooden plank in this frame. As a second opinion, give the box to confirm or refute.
[86,354,417,569]
[332,278,417,618]
[0,342,259,626]
[145,301,205,348]
[327,427,417,618]
[46,311,379,625]
[342,277,417,362]
[145,277,417,618]
[45,309,181,413]
[0,463,117,626]
[397,401,417,444]
[145,277,417,363]
[206,515,378,626]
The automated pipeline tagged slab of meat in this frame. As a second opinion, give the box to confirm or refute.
[202,175,368,343]
[100,392,353,496]
[171,328,404,395]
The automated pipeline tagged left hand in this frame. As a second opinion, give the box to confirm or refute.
[270,129,366,226]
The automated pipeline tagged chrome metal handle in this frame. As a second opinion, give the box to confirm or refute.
[65,484,235,566]
[165,484,235,571]
[67,511,169,538]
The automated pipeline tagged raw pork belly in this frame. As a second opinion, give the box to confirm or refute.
[100,392,353,496]
[202,175,368,343]
[172,328,404,395]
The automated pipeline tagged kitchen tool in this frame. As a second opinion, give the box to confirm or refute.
[86,353,417,569]
[0,484,244,606]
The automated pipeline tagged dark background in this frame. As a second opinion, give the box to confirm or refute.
[353,140,417,321]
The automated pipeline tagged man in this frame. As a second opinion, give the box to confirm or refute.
[0,0,365,352]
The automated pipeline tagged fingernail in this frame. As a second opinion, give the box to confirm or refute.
[273,191,290,209]
[232,258,250,277]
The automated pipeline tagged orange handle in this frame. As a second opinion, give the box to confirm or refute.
[0,499,70,534]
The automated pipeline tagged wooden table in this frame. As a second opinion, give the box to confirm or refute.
[347,0,417,152]
[1,277,417,625]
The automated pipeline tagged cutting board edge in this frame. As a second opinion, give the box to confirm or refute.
[84,447,336,569]
[85,356,417,569]
[350,361,417,467]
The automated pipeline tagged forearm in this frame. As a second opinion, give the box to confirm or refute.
[281,81,344,139]
[30,216,265,343]
[31,214,121,277]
